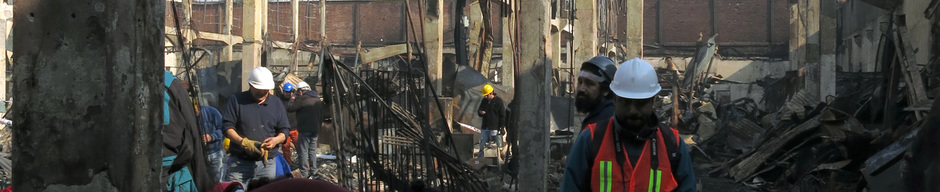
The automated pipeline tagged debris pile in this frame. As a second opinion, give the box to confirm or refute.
[672,81,922,191]
[658,25,938,191]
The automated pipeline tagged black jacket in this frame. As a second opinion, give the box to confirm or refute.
[287,91,324,136]
[478,95,505,130]
[164,72,214,192]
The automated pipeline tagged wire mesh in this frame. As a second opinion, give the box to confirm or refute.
[322,55,488,192]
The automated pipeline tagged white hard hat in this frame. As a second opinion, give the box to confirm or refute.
[610,58,661,99]
[248,67,275,90]
[297,81,312,91]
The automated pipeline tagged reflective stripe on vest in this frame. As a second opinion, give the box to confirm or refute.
[648,169,662,192]
[600,160,612,192]
[590,118,678,192]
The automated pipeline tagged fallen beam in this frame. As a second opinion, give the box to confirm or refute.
[862,127,920,176]
[359,44,410,64]
[165,26,243,46]
[729,115,821,182]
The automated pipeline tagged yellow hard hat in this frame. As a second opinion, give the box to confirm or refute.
[482,84,494,96]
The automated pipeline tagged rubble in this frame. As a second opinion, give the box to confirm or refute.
[726,118,763,152]
[728,115,821,182]
[655,21,939,191]
[672,70,936,191]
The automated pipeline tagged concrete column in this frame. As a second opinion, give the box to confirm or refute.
[424,0,444,96]
[183,0,192,29]
[320,0,326,42]
[516,0,552,191]
[291,0,299,42]
[623,0,643,58]
[501,9,515,86]
[221,0,234,61]
[468,2,483,71]
[13,0,164,191]
[803,0,820,102]
[183,0,193,51]
[789,1,801,71]
[572,0,596,67]
[552,22,561,95]
[262,0,268,36]
[290,0,300,72]
[243,0,265,91]
[316,0,326,79]
[0,3,8,102]
[819,0,836,102]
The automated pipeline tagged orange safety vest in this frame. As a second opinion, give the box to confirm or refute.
[587,118,680,192]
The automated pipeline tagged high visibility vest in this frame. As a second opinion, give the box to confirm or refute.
[588,118,680,192]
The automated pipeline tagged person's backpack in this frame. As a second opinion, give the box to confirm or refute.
[586,119,681,174]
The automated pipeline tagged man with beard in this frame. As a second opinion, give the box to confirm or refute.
[576,56,618,133]
[221,67,292,188]
[561,58,695,192]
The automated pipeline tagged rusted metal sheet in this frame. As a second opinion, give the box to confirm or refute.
[681,34,717,95]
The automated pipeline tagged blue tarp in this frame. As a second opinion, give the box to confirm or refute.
[275,152,291,177]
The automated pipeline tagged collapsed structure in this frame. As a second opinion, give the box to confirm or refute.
[6,0,940,191]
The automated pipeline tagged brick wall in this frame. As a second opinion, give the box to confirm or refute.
[183,0,787,51]
[645,0,789,45]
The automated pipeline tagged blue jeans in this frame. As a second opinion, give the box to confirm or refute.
[297,133,319,178]
[225,155,277,189]
[479,130,493,158]
[208,149,225,182]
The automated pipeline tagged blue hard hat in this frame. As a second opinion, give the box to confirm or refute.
[283,82,294,92]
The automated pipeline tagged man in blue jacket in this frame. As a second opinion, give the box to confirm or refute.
[199,104,224,181]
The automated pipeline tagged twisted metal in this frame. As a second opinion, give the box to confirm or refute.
[322,53,487,192]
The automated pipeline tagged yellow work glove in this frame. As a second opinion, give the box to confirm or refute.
[223,138,231,151]
[240,138,263,157]
[261,148,270,166]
